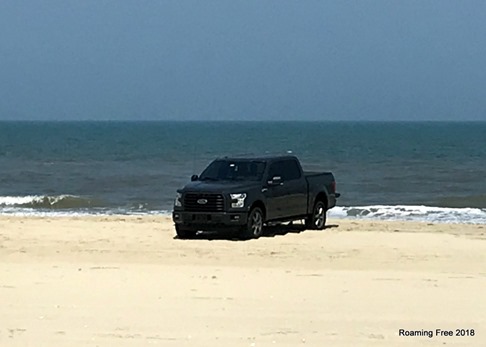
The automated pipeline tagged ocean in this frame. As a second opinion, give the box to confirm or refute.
[0,121,485,223]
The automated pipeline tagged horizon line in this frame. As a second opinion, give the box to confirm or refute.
[0,119,485,123]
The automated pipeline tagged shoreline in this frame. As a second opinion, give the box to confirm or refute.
[2,202,486,224]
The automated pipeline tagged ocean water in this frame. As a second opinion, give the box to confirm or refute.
[0,121,485,223]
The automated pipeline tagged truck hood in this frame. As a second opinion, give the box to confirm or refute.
[180,180,261,194]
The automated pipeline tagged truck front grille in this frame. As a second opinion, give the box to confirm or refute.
[184,193,225,212]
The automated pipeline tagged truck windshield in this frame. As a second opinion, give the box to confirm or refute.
[199,160,266,182]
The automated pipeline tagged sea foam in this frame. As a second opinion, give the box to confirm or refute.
[329,205,486,224]
[0,195,104,209]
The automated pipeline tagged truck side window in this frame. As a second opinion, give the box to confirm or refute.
[281,160,301,181]
[268,161,283,180]
[268,160,301,181]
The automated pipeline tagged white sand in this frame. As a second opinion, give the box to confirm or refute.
[1,216,485,346]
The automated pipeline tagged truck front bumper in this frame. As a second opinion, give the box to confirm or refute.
[172,211,248,231]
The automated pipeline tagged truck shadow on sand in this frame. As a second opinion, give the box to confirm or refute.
[174,223,339,241]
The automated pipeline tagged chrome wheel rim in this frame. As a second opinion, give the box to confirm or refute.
[251,211,263,236]
[314,204,325,229]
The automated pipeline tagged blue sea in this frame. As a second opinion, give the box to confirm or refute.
[0,121,485,224]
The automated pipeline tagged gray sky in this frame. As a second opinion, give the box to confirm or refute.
[1,1,485,121]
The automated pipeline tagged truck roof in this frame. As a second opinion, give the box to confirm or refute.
[218,154,298,162]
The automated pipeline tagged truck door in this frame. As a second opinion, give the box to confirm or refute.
[264,160,287,220]
[264,159,307,220]
[279,159,308,217]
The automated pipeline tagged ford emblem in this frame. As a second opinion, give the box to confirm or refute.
[197,199,208,205]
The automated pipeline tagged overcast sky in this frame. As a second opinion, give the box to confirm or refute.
[1,1,485,121]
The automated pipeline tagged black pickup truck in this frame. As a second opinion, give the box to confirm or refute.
[172,155,340,239]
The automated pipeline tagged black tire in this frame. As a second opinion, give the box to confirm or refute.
[305,200,327,230]
[240,207,264,239]
[175,224,197,239]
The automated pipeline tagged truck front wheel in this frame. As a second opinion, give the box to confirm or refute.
[175,224,197,239]
[305,200,327,230]
[241,207,264,239]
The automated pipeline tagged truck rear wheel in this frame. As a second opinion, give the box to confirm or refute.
[175,224,197,239]
[240,207,264,239]
[305,200,326,230]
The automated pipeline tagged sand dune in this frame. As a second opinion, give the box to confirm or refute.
[1,216,485,346]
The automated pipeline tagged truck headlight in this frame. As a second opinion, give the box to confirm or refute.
[230,193,247,208]
[174,192,182,207]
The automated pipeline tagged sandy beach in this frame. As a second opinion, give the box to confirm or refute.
[1,216,485,346]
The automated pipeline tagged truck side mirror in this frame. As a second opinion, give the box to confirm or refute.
[191,174,199,181]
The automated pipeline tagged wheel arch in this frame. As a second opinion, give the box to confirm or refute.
[250,200,266,221]
[313,192,329,211]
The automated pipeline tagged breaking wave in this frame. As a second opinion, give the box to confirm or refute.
[0,195,106,209]
[0,195,170,216]
[329,205,486,224]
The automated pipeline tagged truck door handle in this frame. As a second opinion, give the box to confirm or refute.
[262,188,268,193]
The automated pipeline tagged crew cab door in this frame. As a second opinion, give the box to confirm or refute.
[264,159,308,220]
